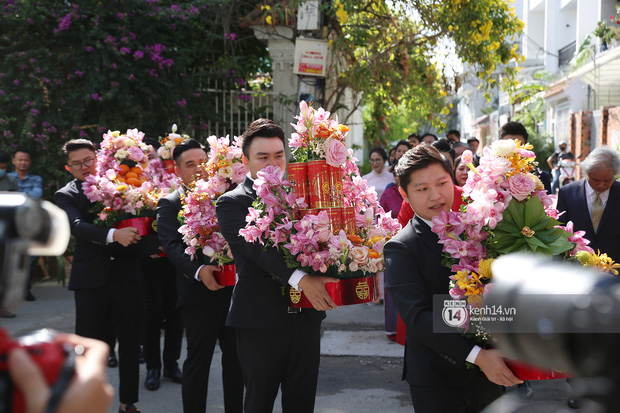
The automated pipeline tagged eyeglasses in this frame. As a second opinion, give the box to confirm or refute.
[68,157,95,170]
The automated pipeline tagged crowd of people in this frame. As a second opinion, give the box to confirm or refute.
[2,117,619,413]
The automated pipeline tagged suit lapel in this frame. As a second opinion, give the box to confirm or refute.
[598,181,620,231]
[576,180,596,235]
[243,176,257,199]
[412,216,443,255]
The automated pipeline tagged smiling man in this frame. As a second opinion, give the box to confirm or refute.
[384,144,520,413]
[216,118,337,413]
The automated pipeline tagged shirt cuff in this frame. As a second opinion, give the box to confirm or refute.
[466,345,482,364]
[106,229,116,244]
[288,270,307,292]
[194,265,205,281]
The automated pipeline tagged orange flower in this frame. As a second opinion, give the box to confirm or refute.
[347,234,364,245]
[368,249,380,259]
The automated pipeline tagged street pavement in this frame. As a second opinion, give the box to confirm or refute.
[2,280,600,413]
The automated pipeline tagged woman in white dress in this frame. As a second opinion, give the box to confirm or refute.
[362,147,394,200]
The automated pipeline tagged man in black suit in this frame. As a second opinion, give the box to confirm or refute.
[557,145,620,262]
[385,144,521,413]
[156,139,243,413]
[216,118,338,413]
[54,139,143,413]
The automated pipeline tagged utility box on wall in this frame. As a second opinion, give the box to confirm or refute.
[297,1,321,31]
[293,38,329,77]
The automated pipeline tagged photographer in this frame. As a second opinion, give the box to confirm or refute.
[7,333,113,413]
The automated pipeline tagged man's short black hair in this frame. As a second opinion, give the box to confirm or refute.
[499,121,529,143]
[0,150,10,164]
[143,137,161,150]
[447,130,460,139]
[420,133,438,142]
[61,139,97,161]
[173,138,205,164]
[240,118,285,158]
[466,137,479,144]
[395,143,452,195]
[431,138,456,162]
[13,148,31,157]
[369,147,388,161]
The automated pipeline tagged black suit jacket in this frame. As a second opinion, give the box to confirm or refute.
[557,179,620,262]
[216,176,324,329]
[385,216,488,387]
[157,188,232,308]
[55,179,112,290]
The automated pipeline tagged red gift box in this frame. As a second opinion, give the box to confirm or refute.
[504,359,573,381]
[288,275,377,307]
[115,217,156,236]
[307,160,344,208]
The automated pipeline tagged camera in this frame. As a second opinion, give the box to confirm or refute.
[487,253,620,412]
[0,192,72,413]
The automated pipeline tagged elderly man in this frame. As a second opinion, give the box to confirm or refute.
[557,146,620,263]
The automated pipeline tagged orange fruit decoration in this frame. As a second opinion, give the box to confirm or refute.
[119,164,130,175]
[125,171,138,180]
[126,177,140,187]
[130,166,143,175]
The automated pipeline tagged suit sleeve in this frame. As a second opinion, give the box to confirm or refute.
[216,192,295,286]
[556,187,569,225]
[54,189,108,245]
[156,196,202,278]
[385,238,475,367]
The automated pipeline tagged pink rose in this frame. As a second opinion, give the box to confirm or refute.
[508,172,537,201]
[350,246,369,265]
[325,139,348,167]
[232,162,248,183]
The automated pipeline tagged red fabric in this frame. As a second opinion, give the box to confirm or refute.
[394,185,464,346]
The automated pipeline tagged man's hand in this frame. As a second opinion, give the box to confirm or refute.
[297,275,339,311]
[198,265,224,291]
[474,349,523,387]
[8,333,114,413]
[112,227,141,247]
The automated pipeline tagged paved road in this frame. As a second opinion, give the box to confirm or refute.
[2,280,598,412]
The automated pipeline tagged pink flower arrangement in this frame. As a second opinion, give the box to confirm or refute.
[83,129,172,225]
[432,140,594,343]
[178,135,248,264]
[157,124,189,160]
[289,101,351,166]
[240,164,400,276]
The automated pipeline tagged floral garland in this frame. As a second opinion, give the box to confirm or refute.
[178,135,248,265]
[157,124,189,160]
[83,129,172,225]
[432,139,618,344]
[240,159,401,276]
[289,101,350,166]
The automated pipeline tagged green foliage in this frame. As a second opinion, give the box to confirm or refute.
[513,100,554,171]
[487,195,575,256]
[322,0,523,135]
[0,0,269,197]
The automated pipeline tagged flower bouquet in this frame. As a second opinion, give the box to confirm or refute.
[432,139,618,379]
[84,129,172,234]
[241,103,401,307]
[157,124,189,173]
[178,135,248,286]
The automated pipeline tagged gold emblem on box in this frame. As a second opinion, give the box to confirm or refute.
[355,280,370,300]
[290,289,301,304]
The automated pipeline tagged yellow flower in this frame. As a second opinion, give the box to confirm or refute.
[478,259,494,280]
[261,5,270,11]
[265,15,273,25]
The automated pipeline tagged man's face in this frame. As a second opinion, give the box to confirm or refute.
[469,141,479,153]
[0,162,7,173]
[587,165,616,193]
[501,134,526,145]
[243,136,286,179]
[559,145,567,152]
[447,133,458,143]
[408,136,420,147]
[12,151,32,173]
[422,135,436,144]
[454,145,467,158]
[175,148,207,185]
[66,148,97,182]
[404,163,454,221]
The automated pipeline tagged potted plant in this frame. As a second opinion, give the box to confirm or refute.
[593,21,617,51]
